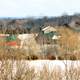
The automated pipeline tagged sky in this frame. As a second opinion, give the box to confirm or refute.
[0,0,80,18]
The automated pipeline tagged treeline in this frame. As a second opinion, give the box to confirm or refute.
[0,14,80,33]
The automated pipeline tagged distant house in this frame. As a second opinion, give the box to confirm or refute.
[42,26,57,33]
[36,26,60,45]
[17,33,38,48]
[0,34,17,47]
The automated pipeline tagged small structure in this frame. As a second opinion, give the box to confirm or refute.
[6,34,17,47]
[42,26,60,41]
[17,33,38,49]
[52,35,61,40]
[17,33,40,56]
[0,34,18,48]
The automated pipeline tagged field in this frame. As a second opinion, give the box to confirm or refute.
[0,27,80,80]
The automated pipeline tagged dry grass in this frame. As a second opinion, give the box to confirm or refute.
[0,47,41,60]
[0,47,28,60]
[0,46,80,60]
[0,27,80,60]
[0,60,80,80]
[0,60,37,80]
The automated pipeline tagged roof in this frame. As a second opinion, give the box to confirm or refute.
[42,26,57,33]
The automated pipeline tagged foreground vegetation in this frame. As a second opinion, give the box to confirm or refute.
[0,60,80,80]
[0,46,80,60]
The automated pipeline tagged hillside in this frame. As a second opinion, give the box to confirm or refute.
[0,14,80,33]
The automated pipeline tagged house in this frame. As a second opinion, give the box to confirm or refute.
[17,33,38,49]
[5,34,17,47]
[36,26,60,45]
[17,33,41,55]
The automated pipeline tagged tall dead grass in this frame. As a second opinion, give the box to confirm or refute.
[0,46,40,60]
[0,60,80,80]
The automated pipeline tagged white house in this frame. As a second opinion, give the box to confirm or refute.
[17,33,38,49]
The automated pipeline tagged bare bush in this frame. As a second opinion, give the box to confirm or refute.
[0,60,80,80]
[38,64,63,80]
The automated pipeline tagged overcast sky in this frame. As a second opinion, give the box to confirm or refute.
[0,0,80,18]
